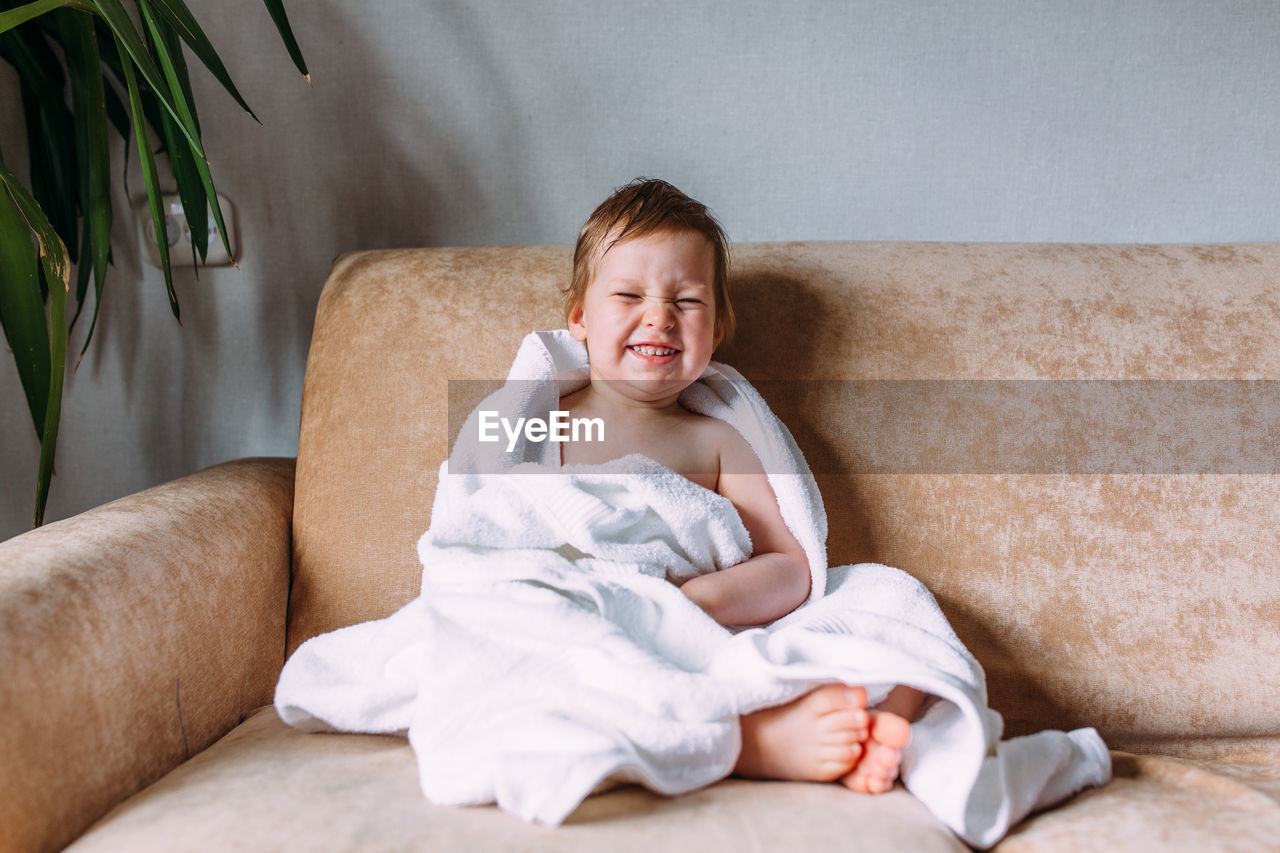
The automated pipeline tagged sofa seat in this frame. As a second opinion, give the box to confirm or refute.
[67,706,962,852]
[67,707,1280,852]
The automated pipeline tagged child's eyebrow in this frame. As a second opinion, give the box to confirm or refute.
[606,278,712,292]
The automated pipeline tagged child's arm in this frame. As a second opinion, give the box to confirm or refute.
[678,425,811,626]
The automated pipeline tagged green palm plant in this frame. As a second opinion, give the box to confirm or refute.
[0,0,307,527]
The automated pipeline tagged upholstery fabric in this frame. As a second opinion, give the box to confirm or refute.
[68,707,1280,852]
[289,247,568,651]
[289,243,1280,748]
[60,705,973,852]
[0,459,294,853]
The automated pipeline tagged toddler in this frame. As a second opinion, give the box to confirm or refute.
[277,180,1111,840]
[558,178,924,794]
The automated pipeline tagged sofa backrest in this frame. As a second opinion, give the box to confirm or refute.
[291,242,1280,749]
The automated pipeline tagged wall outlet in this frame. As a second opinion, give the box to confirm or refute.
[136,193,236,267]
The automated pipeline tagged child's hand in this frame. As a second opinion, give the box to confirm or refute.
[677,552,809,627]
[677,576,719,619]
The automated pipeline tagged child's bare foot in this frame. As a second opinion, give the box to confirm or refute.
[839,709,913,793]
[735,684,869,782]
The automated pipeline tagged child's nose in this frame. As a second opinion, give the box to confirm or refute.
[643,297,676,328]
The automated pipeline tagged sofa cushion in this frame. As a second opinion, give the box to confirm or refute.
[1000,749,1280,851]
[66,707,965,852]
[67,708,1280,852]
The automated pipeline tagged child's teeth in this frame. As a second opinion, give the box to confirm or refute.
[633,346,675,356]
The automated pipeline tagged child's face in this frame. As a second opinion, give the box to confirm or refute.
[569,228,721,401]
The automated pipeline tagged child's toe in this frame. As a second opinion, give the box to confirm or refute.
[807,684,869,716]
[869,711,912,749]
[820,708,869,739]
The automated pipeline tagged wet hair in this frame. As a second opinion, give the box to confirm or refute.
[566,178,734,344]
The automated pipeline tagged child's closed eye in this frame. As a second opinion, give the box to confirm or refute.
[610,293,706,308]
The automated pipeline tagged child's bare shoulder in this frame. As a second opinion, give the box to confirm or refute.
[684,412,762,477]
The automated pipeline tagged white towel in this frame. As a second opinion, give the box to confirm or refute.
[275,330,1110,849]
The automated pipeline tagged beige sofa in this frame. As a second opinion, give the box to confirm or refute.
[3,243,1278,852]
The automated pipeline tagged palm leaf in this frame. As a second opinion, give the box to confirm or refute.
[34,250,68,528]
[149,0,259,121]
[115,30,179,320]
[58,8,111,350]
[0,148,71,527]
[0,153,74,293]
[0,153,51,440]
[0,18,64,91]
[100,67,130,137]
[17,80,79,267]
[158,113,208,264]
[138,0,229,264]
[89,14,132,137]
[148,4,197,133]
[262,0,307,80]
[144,4,207,261]
[90,0,206,162]
[1,0,310,523]
[3,25,80,262]
[0,0,91,33]
[4,2,207,206]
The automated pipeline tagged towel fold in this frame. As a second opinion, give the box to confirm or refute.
[275,330,1109,848]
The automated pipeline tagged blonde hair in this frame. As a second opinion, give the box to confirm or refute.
[566,178,734,344]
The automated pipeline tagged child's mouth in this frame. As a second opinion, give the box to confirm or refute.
[628,344,680,363]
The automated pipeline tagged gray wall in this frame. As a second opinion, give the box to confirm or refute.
[3,0,1278,539]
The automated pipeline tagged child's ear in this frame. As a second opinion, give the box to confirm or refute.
[568,305,587,342]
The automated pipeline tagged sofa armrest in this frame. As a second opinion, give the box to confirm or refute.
[0,458,295,853]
